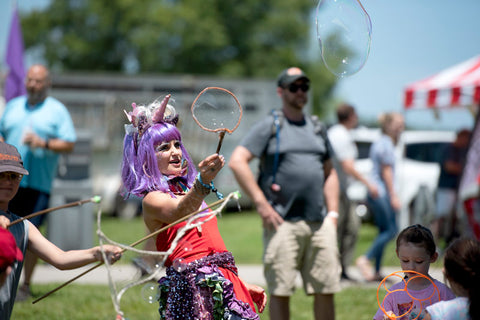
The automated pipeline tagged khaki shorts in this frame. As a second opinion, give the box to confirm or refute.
[263,217,341,296]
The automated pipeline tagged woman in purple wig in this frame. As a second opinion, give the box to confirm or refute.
[121,95,266,320]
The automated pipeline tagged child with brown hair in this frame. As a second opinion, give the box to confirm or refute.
[373,224,455,320]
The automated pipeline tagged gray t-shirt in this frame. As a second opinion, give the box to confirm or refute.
[0,212,28,320]
[240,112,331,222]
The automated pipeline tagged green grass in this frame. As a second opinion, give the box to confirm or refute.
[12,209,418,319]
[13,283,380,320]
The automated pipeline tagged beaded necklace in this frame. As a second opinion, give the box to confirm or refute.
[168,178,189,196]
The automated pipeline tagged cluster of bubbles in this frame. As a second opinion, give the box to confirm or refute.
[315,0,372,77]
[141,242,193,304]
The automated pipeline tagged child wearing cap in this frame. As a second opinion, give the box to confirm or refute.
[0,141,123,320]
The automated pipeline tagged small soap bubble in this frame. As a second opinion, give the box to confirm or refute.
[180,240,193,253]
[172,240,193,272]
[141,282,159,304]
[172,258,186,272]
[315,0,372,77]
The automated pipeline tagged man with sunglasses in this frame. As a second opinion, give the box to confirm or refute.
[0,141,122,319]
[229,67,341,320]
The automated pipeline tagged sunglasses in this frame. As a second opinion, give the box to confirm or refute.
[287,83,309,93]
[0,172,23,182]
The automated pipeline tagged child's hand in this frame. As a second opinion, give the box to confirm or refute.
[383,311,395,320]
[0,216,10,229]
[94,245,123,264]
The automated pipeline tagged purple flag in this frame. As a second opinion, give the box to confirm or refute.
[4,8,26,102]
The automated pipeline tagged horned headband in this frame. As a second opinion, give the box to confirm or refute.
[124,94,179,138]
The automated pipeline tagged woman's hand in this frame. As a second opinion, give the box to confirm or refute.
[245,283,267,313]
[198,154,225,184]
[390,194,401,211]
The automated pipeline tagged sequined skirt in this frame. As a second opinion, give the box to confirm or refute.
[158,251,259,320]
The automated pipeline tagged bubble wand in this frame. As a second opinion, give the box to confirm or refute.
[7,196,102,227]
[32,193,236,304]
[377,270,440,320]
[191,87,242,154]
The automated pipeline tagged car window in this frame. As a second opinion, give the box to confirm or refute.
[404,142,450,163]
[356,141,372,159]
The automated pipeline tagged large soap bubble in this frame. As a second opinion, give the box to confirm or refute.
[316,0,372,77]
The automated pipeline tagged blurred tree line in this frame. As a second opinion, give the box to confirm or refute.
[21,0,338,117]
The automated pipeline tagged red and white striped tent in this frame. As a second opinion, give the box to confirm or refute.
[404,55,480,239]
[404,55,480,109]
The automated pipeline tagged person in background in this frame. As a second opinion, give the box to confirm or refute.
[328,103,378,280]
[425,237,480,320]
[431,129,471,249]
[0,64,76,301]
[0,141,122,320]
[0,226,23,287]
[356,112,404,281]
[121,95,266,319]
[229,67,341,320]
[373,224,455,320]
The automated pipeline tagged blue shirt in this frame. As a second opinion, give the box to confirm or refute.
[0,96,76,193]
[369,134,396,197]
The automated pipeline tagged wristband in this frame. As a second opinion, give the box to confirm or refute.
[327,211,339,219]
[194,178,211,196]
[196,173,224,200]
[45,139,50,150]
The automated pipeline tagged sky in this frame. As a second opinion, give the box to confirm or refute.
[1,0,479,131]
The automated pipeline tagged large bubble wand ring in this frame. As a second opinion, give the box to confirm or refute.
[191,87,242,154]
[377,270,440,320]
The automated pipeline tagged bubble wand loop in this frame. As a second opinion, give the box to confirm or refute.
[32,194,234,304]
[7,196,102,227]
[377,270,440,320]
[191,87,242,154]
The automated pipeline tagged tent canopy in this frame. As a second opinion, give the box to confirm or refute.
[404,55,480,109]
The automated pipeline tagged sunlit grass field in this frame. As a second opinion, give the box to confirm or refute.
[12,209,418,319]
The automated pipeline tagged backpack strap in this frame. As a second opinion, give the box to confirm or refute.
[310,114,333,161]
[271,110,283,186]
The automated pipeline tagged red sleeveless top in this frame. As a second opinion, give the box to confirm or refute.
[156,213,228,267]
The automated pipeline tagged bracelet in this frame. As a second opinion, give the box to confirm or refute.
[194,177,211,196]
[45,139,50,150]
[196,173,224,199]
[327,211,339,219]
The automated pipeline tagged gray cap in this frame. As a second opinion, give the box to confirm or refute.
[277,67,310,87]
[0,142,29,175]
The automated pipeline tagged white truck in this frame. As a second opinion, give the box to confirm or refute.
[347,127,456,230]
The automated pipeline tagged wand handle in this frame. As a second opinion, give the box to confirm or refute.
[8,196,101,227]
[32,262,103,304]
[215,131,226,154]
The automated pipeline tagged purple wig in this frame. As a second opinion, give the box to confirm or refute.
[121,122,197,197]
